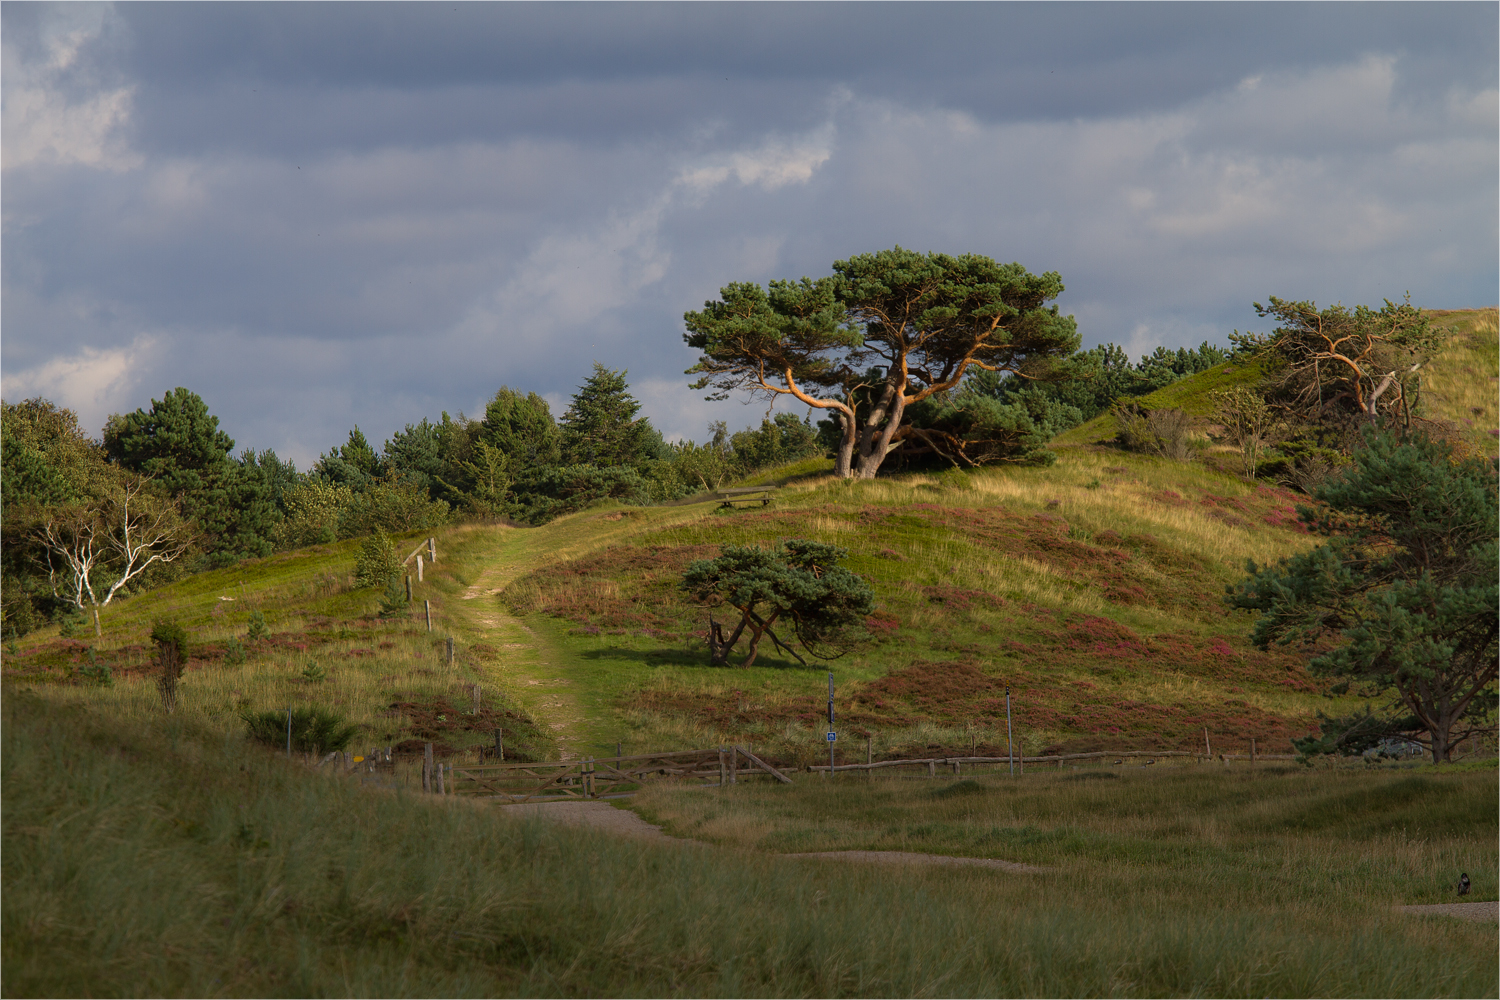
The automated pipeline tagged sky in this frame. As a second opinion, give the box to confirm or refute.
[3,2,1496,468]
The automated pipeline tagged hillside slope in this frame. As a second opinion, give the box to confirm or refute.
[6,311,1494,766]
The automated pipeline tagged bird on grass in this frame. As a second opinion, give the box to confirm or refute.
[1458,873,1471,896]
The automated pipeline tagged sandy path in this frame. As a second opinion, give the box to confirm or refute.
[782,850,1046,874]
[451,553,590,759]
[1397,901,1498,923]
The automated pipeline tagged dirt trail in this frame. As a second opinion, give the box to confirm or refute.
[450,557,590,759]
[1397,901,1498,923]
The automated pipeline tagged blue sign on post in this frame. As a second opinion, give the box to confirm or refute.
[826,731,837,742]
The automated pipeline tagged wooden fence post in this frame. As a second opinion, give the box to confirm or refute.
[436,761,445,795]
[416,554,424,583]
[428,537,437,564]
[494,728,503,761]
[718,747,727,787]
[729,746,738,784]
[1251,738,1256,764]
[423,742,433,793]
[927,761,936,778]
[1204,727,1211,761]
[424,600,432,632]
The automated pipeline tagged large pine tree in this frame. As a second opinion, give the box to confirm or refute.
[559,364,654,466]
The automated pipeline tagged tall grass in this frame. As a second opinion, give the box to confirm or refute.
[4,691,1494,998]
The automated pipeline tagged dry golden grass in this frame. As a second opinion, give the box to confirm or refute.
[1421,307,1499,456]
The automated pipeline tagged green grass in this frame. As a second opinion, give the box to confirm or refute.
[4,692,1494,998]
[1050,359,1267,447]
[1420,307,1499,457]
[631,762,1498,902]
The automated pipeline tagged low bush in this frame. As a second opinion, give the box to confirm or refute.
[353,532,401,589]
[1114,402,1194,460]
[241,705,359,754]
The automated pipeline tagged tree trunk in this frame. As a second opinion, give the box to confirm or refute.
[710,610,750,666]
[740,611,779,669]
[853,387,907,480]
[832,412,857,479]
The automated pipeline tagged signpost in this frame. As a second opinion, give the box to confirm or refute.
[1005,687,1014,777]
[827,672,836,777]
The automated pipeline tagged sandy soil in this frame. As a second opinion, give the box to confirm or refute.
[1396,901,1499,923]
[781,850,1046,873]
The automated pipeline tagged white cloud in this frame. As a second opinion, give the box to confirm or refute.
[1,334,158,432]
[1,4,141,171]
[676,123,836,196]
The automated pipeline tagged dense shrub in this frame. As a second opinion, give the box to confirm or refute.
[1114,402,1194,460]
[241,706,359,754]
[354,533,401,589]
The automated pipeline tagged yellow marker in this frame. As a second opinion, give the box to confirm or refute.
[352,756,364,762]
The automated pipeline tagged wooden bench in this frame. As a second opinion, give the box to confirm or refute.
[715,487,777,509]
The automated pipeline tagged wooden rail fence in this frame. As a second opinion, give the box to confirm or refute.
[807,748,1295,775]
[447,746,792,802]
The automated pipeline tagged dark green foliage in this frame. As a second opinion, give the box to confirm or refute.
[148,619,189,664]
[2,399,116,631]
[560,364,661,467]
[246,610,269,643]
[312,427,385,489]
[381,418,447,494]
[377,575,409,619]
[514,464,652,524]
[101,388,280,568]
[1292,707,1424,760]
[973,341,1228,427]
[150,618,188,712]
[681,539,875,667]
[354,533,402,589]
[77,648,113,687]
[237,448,301,512]
[898,390,1077,468]
[187,461,280,567]
[224,636,247,666]
[56,609,87,639]
[1228,429,1498,761]
[686,247,1080,478]
[241,705,359,754]
[482,388,562,471]
[728,413,822,470]
[338,477,450,537]
[103,388,236,496]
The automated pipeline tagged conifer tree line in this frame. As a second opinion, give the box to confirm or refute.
[1,362,831,637]
[1,329,1240,641]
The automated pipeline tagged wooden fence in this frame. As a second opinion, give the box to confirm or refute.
[807,748,1295,775]
[446,746,792,802]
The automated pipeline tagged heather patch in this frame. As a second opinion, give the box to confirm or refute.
[382,696,543,760]
[503,544,717,636]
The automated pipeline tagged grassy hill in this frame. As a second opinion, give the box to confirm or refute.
[4,309,1494,768]
[3,310,1495,997]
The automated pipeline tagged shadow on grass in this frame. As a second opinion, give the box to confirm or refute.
[579,646,825,671]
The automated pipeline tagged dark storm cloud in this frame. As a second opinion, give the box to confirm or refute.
[3,2,1495,466]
